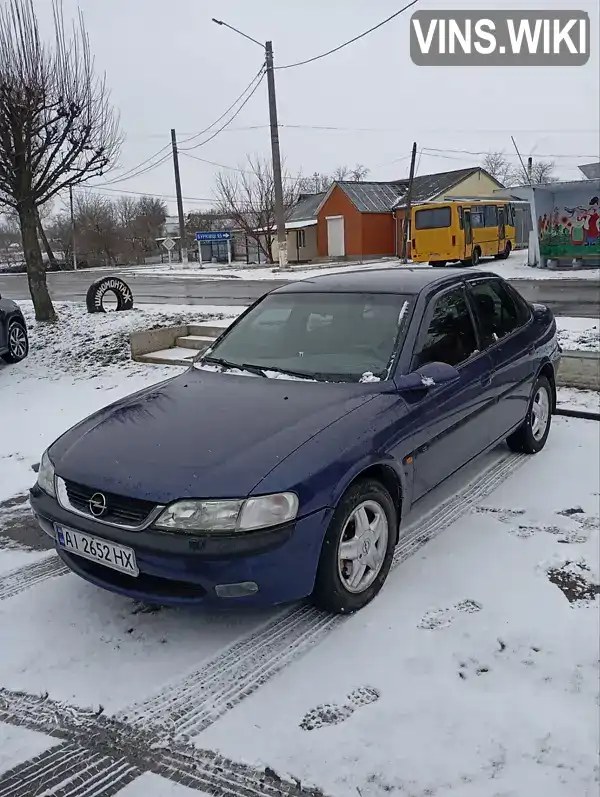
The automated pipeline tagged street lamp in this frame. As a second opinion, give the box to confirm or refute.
[212,18,289,269]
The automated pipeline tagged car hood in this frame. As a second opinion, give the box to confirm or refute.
[50,368,378,503]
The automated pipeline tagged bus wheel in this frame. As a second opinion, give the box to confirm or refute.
[500,241,512,259]
[470,248,481,266]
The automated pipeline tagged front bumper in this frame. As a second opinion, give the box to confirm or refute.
[29,485,332,607]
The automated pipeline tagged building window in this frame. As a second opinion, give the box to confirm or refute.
[297,229,306,248]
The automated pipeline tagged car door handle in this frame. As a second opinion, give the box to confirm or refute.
[480,373,493,387]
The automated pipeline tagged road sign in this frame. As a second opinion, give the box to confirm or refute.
[195,231,232,241]
[162,237,176,251]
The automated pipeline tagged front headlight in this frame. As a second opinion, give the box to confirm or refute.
[154,493,298,533]
[37,450,56,497]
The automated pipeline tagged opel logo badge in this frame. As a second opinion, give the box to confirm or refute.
[89,492,107,517]
[362,539,371,555]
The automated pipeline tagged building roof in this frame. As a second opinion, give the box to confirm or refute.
[287,192,326,222]
[273,267,498,295]
[392,167,502,209]
[578,162,600,180]
[336,181,406,212]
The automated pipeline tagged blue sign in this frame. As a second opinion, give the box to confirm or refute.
[195,231,232,241]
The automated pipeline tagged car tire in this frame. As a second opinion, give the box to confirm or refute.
[86,277,134,313]
[311,479,397,614]
[506,375,552,454]
[2,319,28,363]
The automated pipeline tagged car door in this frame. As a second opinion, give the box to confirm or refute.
[466,278,535,444]
[401,285,496,500]
[0,300,7,352]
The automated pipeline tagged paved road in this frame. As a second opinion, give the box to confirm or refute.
[1,267,599,317]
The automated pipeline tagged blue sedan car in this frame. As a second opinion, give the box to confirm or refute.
[30,268,560,614]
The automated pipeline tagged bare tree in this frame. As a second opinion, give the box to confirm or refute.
[482,152,515,186]
[530,160,557,184]
[215,155,298,264]
[332,164,370,182]
[0,0,121,320]
[482,151,557,187]
[297,172,332,194]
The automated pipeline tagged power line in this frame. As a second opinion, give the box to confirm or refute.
[421,146,600,160]
[181,69,266,152]
[90,67,266,189]
[77,184,216,203]
[276,0,420,69]
[93,146,172,187]
[179,66,266,146]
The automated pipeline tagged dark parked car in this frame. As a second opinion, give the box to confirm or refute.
[30,269,560,614]
[0,294,29,363]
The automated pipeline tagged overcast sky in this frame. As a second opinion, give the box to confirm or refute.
[35,0,600,213]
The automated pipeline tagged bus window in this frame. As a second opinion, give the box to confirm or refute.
[484,205,498,227]
[415,206,452,229]
[471,208,485,227]
[458,206,464,229]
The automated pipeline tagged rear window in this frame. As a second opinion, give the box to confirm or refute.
[415,207,451,230]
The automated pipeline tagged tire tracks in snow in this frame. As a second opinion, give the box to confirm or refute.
[121,452,526,741]
[0,555,67,602]
[0,744,138,797]
[0,689,324,797]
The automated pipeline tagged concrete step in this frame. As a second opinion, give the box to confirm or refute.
[138,347,198,366]
[188,324,229,338]
[175,335,216,351]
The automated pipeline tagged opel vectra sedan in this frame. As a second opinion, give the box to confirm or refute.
[30,269,560,614]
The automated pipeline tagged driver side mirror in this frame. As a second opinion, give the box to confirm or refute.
[396,361,460,393]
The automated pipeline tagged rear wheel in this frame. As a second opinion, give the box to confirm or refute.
[2,319,28,363]
[311,479,397,614]
[507,375,552,454]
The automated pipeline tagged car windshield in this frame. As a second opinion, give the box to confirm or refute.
[198,291,413,382]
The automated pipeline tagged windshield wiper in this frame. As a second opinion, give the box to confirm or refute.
[254,364,320,381]
[198,356,268,377]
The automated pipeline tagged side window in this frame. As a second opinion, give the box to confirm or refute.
[413,289,479,370]
[484,205,498,227]
[471,207,485,228]
[468,279,523,348]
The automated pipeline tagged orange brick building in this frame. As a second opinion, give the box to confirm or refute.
[305,167,504,261]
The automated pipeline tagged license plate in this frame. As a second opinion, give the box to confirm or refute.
[55,525,138,577]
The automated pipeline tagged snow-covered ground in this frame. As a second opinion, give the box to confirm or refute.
[119,249,600,282]
[0,418,598,796]
[555,317,600,352]
[1,296,599,795]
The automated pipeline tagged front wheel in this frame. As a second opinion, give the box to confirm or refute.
[507,375,552,454]
[311,479,397,614]
[2,320,29,363]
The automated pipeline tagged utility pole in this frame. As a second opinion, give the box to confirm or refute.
[171,128,188,265]
[527,156,533,183]
[401,142,418,263]
[265,41,288,269]
[69,184,77,271]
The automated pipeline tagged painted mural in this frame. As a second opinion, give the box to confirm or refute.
[538,195,599,259]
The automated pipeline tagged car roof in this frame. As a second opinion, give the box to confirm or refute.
[271,267,501,296]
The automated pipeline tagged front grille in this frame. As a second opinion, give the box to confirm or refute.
[63,479,156,527]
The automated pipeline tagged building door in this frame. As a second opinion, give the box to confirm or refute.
[326,216,345,257]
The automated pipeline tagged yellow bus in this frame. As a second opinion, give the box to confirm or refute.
[410,200,517,267]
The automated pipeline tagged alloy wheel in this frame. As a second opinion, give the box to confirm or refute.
[337,500,389,594]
